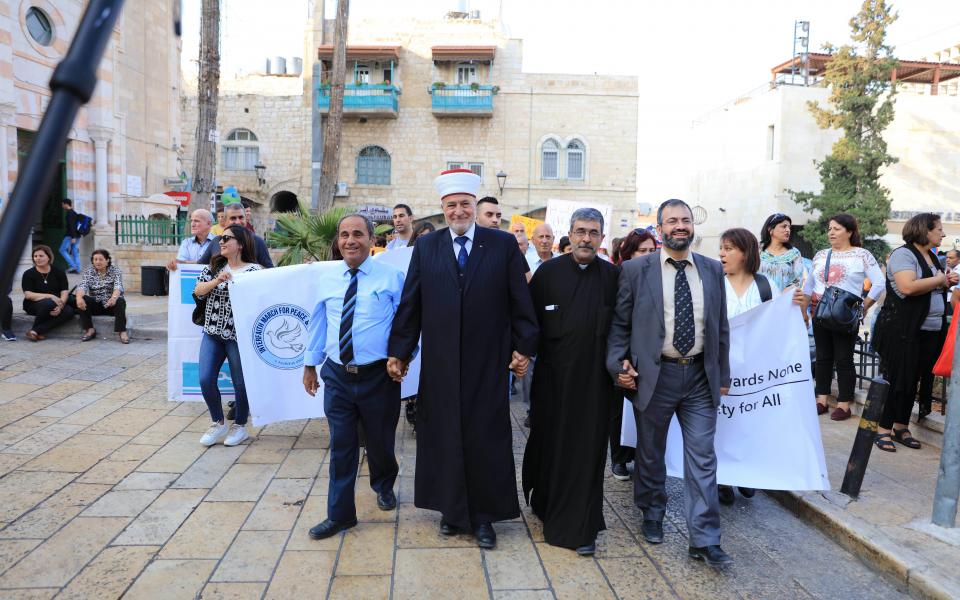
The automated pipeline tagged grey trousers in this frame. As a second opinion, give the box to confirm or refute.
[633,360,721,547]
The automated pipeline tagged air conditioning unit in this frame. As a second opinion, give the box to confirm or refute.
[334,182,349,197]
[468,10,480,19]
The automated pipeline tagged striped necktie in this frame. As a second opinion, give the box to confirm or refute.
[338,268,359,365]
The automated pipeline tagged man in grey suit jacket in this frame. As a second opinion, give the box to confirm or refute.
[606,199,732,567]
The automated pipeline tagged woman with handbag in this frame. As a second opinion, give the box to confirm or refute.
[193,225,262,447]
[802,214,884,420]
[872,214,955,452]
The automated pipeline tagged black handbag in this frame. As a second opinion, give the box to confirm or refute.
[813,250,863,335]
[191,293,206,327]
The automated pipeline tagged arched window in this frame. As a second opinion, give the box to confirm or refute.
[541,139,559,180]
[356,146,391,185]
[222,128,259,171]
[565,139,585,180]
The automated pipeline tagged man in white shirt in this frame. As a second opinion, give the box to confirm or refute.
[527,223,559,275]
[167,209,214,271]
[385,204,414,250]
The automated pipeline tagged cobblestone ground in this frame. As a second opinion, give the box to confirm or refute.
[0,338,907,599]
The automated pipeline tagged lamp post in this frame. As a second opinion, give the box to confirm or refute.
[254,161,267,187]
[496,170,507,196]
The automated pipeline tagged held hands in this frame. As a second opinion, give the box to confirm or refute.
[302,366,319,397]
[387,357,409,383]
[618,359,638,390]
[509,351,530,378]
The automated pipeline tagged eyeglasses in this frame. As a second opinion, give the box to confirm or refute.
[219,235,236,243]
[571,228,602,239]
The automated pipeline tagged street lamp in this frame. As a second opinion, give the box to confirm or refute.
[254,161,266,187]
[496,170,507,196]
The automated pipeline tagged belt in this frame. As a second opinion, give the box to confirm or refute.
[661,354,703,366]
[330,359,387,377]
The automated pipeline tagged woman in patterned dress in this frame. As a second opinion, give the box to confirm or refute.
[193,225,262,447]
[758,213,806,291]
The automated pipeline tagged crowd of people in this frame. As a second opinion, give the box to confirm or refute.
[22,170,941,570]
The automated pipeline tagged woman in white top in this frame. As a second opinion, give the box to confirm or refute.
[802,214,884,421]
[716,228,805,505]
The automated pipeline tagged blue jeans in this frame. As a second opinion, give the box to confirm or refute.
[199,333,249,425]
[59,237,80,271]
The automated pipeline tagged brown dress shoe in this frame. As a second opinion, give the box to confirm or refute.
[830,407,852,421]
[816,403,828,415]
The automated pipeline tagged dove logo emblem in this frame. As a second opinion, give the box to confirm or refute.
[252,304,311,369]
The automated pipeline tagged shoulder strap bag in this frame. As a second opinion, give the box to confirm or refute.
[812,250,863,335]
[754,274,773,303]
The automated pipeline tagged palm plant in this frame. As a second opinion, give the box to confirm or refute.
[267,201,347,266]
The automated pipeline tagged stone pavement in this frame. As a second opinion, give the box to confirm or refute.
[771,413,960,600]
[0,337,907,599]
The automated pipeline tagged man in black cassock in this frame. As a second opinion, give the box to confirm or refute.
[387,169,538,550]
[522,207,619,556]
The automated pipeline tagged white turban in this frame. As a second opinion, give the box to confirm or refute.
[433,169,481,200]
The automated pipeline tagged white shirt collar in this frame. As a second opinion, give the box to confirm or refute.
[450,223,476,244]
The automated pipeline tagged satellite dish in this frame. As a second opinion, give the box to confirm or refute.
[637,202,653,216]
[691,205,707,225]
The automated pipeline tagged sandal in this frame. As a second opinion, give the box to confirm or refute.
[893,428,921,449]
[874,433,896,452]
[26,330,42,342]
[81,329,97,342]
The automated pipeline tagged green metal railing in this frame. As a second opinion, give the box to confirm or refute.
[115,214,186,246]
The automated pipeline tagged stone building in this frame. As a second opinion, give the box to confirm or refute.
[1,0,183,278]
[180,4,639,237]
[687,51,960,254]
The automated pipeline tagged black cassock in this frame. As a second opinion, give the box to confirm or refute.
[388,226,538,530]
[522,254,620,549]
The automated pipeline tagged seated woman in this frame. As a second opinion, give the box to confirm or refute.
[21,245,75,341]
[75,249,129,343]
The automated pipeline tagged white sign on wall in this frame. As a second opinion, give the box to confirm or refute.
[126,175,142,197]
[544,198,613,250]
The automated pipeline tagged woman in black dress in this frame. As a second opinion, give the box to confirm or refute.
[21,245,75,341]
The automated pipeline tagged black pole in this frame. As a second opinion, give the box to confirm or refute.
[840,376,890,498]
[0,0,124,299]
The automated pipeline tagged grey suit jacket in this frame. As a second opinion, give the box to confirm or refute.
[605,251,730,411]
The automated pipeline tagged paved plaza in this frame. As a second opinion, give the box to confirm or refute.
[0,337,908,599]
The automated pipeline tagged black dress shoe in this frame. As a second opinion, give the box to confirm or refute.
[688,545,733,567]
[439,520,461,536]
[576,542,596,556]
[738,487,756,498]
[641,519,663,544]
[308,518,357,540]
[474,522,496,549]
[718,485,736,505]
[377,489,397,511]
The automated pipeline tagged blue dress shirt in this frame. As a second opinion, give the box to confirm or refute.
[177,233,215,262]
[304,257,406,367]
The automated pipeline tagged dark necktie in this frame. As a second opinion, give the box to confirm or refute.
[455,236,469,271]
[668,258,694,356]
[338,268,359,365]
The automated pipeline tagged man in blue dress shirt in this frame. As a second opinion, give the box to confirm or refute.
[302,213,407,540]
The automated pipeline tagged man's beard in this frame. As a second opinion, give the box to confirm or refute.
[663,231,692,251]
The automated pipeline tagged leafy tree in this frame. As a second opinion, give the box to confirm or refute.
[792,0,899,259]
[268,202,347,265]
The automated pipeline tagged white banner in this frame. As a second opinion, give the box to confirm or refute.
[621,292,830,491]
[225,247,419,426]
[544,199,613,250]
[167,265,235,403]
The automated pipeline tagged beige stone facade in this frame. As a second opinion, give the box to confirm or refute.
[180,7,639,237]
[1,0,182,275]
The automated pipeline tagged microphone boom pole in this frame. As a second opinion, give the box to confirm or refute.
[0,0,124,295]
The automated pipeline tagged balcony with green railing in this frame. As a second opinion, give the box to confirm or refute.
[115,214,186,246]
[430,84,497,117]
[316,84,400,118]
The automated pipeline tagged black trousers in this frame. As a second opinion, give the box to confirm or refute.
[23,299,75,335]
[1,295,11,331]
[77,296,127,332]
[879,329,945,429]
[812,322,857,402]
